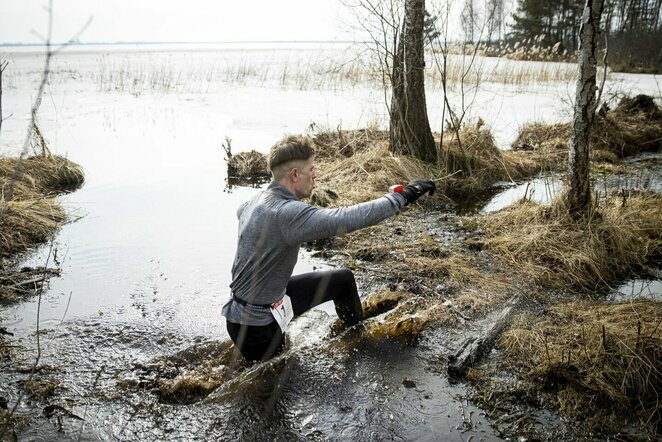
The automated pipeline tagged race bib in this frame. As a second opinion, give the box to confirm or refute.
[271,294,294,332]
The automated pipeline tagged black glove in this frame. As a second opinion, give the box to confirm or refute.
[399,178,436,205]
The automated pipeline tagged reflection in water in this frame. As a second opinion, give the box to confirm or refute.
[224,175,271,193]
[480,176,561,214]
[609,279,662,302]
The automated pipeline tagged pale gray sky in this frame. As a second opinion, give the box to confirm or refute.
[0,0,353,44]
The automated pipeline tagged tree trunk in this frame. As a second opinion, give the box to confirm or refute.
[566,0,604,214]
[390,0,437,163]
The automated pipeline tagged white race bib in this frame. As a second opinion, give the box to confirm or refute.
[270,294,294,332]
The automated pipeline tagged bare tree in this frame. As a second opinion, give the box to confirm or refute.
[566,0,605,214]
[485,0,505,45]
[342,0,404,122]
[390,0,437,162]
[461,0,479,43]
[426,0,493,173]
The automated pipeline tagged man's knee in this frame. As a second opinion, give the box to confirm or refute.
[334,268,355,286]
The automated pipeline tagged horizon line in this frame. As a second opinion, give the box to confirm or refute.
[0,39,361,47]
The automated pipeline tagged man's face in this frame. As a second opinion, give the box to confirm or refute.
[292,158,316,199]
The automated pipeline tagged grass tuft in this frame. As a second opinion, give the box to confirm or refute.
[477,192,662,292]
[513,94,662,164]
[501,300,662,432]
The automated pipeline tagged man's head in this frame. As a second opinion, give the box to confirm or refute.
[268,135,317,199]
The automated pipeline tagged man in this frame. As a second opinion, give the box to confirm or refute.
[221,135,436,363]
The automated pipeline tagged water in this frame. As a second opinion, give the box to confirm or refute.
[608,278,662,302]
[476,153,662,215]
[1,42,660,439]
[480,176,562,214]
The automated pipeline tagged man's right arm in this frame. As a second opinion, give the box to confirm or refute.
[278,193,406,245]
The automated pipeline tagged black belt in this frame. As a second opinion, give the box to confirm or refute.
[232,294,272,310]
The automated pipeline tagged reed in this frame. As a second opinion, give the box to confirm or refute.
[85,46,584,96]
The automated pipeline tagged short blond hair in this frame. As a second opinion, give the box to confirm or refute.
[268,135,315,178]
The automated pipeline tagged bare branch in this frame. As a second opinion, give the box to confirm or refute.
[596,3,611,109]
[0,60,8,138]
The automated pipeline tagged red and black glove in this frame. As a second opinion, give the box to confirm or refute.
[399,178,436,205]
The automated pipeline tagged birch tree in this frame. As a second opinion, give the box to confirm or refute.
[566,0,604,214]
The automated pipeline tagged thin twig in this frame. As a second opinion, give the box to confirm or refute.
[596,4,611,109]
[432,169,462,182]
[0,60,8,139]
[353,158,371,176]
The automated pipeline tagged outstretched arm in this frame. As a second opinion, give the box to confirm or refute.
[279,193,405,245]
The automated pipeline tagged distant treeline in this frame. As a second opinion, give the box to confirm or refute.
[453,0,661,73]
[510,0,662,72]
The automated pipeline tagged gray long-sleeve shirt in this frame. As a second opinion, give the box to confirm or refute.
[221,181,406,326]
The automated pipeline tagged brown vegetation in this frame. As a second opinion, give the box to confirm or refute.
[0,155,84,302]
[476,193,662,292]
[225,150,269,180]
[312,121,539,205]
[513,94,662,164]
[118,340,245,405]
[501,300,661,434]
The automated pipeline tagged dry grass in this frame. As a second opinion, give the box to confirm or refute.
[0,199,66,260]
[0,155,84,199]
[0,155,83,271]
[477,192,662,292]
[501,300,662,432]
[594,95,662,157]
[438,120,539,194]
[226,150,269,179]
[313,123,539,205]
[314,133,433,205]
[513,94,662,163]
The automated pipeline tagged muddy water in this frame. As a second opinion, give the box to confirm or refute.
[4,310,503,440]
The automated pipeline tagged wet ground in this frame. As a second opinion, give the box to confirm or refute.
[2,291,509,441]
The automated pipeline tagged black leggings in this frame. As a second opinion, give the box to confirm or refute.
[226,268,362,363]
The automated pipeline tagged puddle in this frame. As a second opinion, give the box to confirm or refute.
[608,278,662,302]
[480,176,562,214]
[475,153,662,215]
[597,152,662,193]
